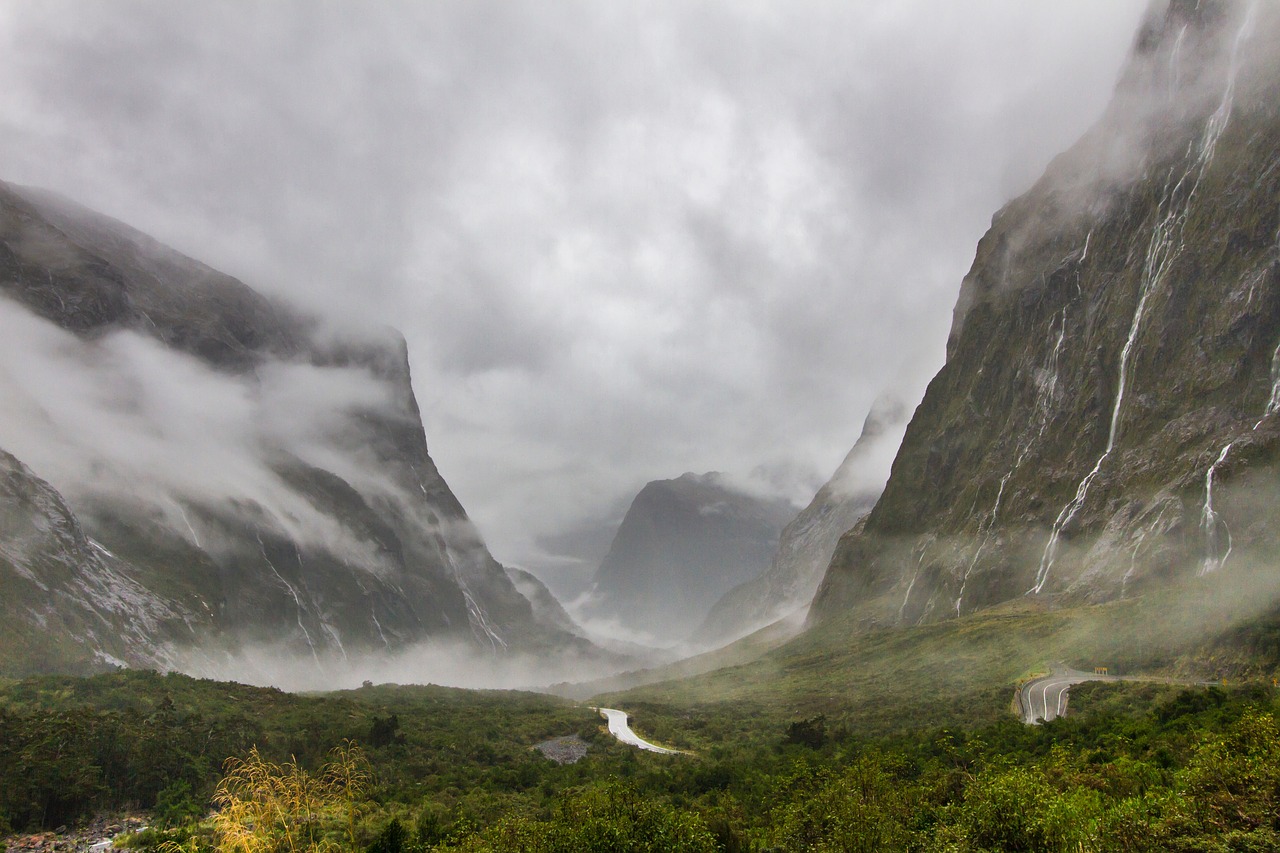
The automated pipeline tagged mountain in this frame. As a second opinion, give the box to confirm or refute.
[582,473,795,642]
[812,0,1280,627]
[0,180,589,679]
[695,395,909,647]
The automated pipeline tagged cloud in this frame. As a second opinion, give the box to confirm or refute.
[0,0,1151,588]
[0,297,406,565]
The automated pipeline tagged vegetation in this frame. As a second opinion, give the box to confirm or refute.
[3,665,1280,851]
[6,590,1280,850]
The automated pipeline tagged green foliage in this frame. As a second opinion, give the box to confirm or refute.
[772,755,914,852]
[154,780,204,828]
[8,670,1280,852]
[451,781,718,853]
[366,818,407,853]
[783,714,827,748]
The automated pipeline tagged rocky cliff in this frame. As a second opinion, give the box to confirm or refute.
[0,180,585,677]
[583,473,795,642]
[695,395,908,646]
[813,0,1280,626]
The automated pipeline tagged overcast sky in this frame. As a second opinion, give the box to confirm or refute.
[0,0,1150,594]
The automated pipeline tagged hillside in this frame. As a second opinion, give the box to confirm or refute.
[0,181,595,681]
[813,0,1280,628]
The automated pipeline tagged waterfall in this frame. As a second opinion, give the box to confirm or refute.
[258,535,322,669]
[1199,443,1234,575]
[1033,11,1252,595]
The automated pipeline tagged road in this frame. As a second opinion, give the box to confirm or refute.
[596,707,684,754]
[1018,667,1117,724]
[1019,667,1209,724]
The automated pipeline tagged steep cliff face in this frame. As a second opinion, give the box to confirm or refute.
[0,181,580,675]
[695,396,908,646]
[584,473,795,642]
[813,0,1280,626]
[0,449,192,674]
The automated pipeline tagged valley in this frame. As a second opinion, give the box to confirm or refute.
[5,0,1280,850]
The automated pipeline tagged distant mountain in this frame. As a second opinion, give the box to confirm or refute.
[0,180,592,678]
[812,0,1280,626]
[695,395,909,647]
[582,473,795,642]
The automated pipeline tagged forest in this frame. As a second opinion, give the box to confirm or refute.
[3,669,1280,852]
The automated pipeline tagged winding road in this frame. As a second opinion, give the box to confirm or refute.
[1018,667,1114,724]
[596,707,684,754]
[1017,665,1203,724]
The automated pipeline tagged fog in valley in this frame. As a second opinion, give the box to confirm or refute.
[0,2,1148,605]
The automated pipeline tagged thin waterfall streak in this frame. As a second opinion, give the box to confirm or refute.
[258,535,322,669]
[176,503,201,548]
[1169,24,1188,102]
[900,544,931,624]
[957,473,1010,616]
[1035,25,1249,595]
[1034,458,1105,595]
[292,545,348,662]
[1199,442,1234,576]
[1262,339,1280,422]
[441,543,507,652]
[370,609,390,650]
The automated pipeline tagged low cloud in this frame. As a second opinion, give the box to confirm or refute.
[0,1,1152,587]
[0,297,406,562]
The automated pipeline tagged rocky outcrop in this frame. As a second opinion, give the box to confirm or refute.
[695,395,908,646]
[583,473,795,642]
[0,449,190,674]
[813,0,1280,626]
[0,180,585,674]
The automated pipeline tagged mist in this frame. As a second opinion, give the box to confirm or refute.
[0,1,1151,589]
[174,637,630,695]
[0,295,413,565]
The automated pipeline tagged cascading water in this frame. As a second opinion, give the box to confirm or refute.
[1198,303,1280,576]
[1033,10,1253,595]
[258,534,322,669]
[1199,444,1234,575]
[1168,24,1189,103]
[956,301,1069,613]
[292,544,349,662]
[899,541,931,624]
[1188,6,1262,577]
[175,502,202,548]
[440,541,508,652]
[370,608,390,650]
[1263,339,1280,421]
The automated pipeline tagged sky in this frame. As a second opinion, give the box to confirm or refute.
[0,0,1150,597]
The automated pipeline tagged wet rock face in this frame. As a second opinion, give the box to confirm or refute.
[695,396,908,647]
[0,180,582,675]
[813,0,1280,627]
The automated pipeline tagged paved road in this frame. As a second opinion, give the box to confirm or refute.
[1018,667,1117,724]
[596,707,684,754]
[1019,667,1210,724]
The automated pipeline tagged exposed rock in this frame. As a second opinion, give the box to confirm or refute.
[813,0,1280,627]
[0,179,590,676]
[695,395,908,647]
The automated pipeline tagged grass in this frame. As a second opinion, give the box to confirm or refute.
[593,565,1280,747]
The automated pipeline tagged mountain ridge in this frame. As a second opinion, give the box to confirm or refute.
[0,178,598,682]
[812,0,1280,628]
